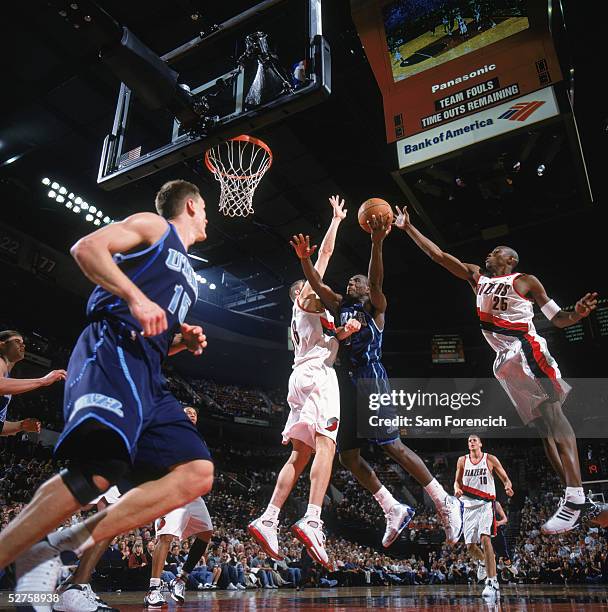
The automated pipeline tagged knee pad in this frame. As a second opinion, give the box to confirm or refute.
[60,459,129,505]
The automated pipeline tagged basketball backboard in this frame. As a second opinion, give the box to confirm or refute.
[93,0,330,190]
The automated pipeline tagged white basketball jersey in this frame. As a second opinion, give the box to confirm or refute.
[291,299,339,368]
[476,273,537,352]
[462,452,496,507]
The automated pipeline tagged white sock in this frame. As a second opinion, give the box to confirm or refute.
[373,485,398,514]
[150,578,161,588]
[306,504,321,519]
[262,503,281,520]
[424,478,448,507]
[47,524,93,556]
[565,486,585,504]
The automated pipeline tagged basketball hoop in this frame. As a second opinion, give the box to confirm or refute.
[204,135,273,217]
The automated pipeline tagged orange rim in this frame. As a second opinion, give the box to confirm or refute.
[204,134,273,180]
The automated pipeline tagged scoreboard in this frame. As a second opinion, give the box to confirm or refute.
[351,0,563,166]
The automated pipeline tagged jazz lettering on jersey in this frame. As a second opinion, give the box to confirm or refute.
[165,249,199,298]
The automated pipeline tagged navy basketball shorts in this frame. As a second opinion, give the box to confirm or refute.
[55,321,211,470]
[336,361,399,452]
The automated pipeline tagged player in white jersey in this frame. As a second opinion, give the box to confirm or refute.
[394,205,598,535]
[248,196,360,569]
[455,435,513,601]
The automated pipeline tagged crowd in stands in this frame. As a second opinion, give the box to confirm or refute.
[2,432,607,595]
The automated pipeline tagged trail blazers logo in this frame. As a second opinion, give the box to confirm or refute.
[498,100,545,121]
[325,417,339,432]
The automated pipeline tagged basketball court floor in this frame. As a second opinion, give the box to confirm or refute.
[87,585,608,610]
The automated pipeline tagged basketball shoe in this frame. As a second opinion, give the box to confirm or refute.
[481,577,500,600]
[248,516,283,560]
[437,495,464,544]
[476,560,487,581]
[143,586,166,607]
[541,496,587,534]
[169,577,186,603]
[15,540,62,602]
[382,503,415,548]
[291,516,331,570]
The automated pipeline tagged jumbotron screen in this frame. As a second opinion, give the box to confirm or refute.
[383,0,530,83]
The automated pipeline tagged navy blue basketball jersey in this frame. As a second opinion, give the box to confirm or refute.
[339,300,383,369]
[0,391,9,424]
[86,222,198,356]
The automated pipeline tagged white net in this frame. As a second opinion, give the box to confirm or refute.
[205,136,272,217]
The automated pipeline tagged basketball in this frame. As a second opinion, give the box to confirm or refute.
[358,198,393,233]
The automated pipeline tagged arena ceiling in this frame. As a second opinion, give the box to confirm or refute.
[0,0,604,339]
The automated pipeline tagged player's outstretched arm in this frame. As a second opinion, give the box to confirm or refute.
[0,361,66,396]
[393,205,480,286]
[1,418,41,437]
[454,456,465,497]
[488,454,513,497]
[71,212,169,337]
[290,234,342,312]
[314,195,347,276]
[367,215,390,316]
[514,275,598,329]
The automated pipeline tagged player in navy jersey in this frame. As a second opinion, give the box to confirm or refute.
[393,204,598,534]
[293,213,464,549]
[0,180,214,596]
[0,329,66,436]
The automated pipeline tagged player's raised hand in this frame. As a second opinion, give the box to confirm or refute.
[575,292,598,317]
[21,418,41,433]
[129,296,168,337]
[367,214,391,243]
[329,194,347,220]
[393,205,411,230]
[40,369,67,386]
[290,234,318,259]
[180,323,207,356]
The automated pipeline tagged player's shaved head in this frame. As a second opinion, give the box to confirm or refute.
[497,246,519,268]
[289,279,305,302]
[485,245,520,275]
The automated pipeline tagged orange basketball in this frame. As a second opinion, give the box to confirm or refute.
[358,198,393,233]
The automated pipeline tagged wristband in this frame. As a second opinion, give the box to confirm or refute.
[540,299,560,320]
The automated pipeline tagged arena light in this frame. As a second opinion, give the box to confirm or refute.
[94,219,101,226]
[86,214,94,222]
[209,283,216,290]
[537,163,546,177]
[65,201,72,209]
[40,179,112,225]
[200,277,207,284]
